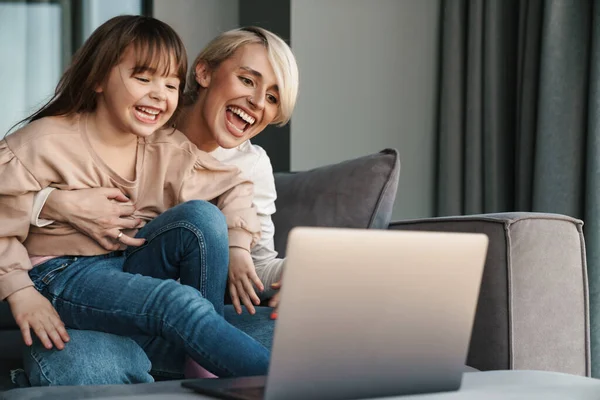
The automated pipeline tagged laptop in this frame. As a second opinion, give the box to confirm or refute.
[183,227,488,400]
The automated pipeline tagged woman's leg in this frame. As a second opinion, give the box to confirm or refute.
[29,257,268,378]
[23,329,153,386]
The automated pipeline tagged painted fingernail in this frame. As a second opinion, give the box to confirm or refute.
[270,312,278,320]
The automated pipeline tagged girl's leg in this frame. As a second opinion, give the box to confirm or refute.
[29,255,269,378]
[142,305,276,379]
[123,200,229,315]
[21,306,275,386]
[120,200,235,378]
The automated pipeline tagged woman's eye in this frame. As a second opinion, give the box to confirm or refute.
[267,94,278,104]
[239,76,254,86]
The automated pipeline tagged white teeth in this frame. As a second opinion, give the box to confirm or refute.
[137,106,160,115]
[228,106,255,125]
[135,108,158,121]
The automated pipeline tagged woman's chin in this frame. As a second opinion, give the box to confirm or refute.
[216,133,245,149]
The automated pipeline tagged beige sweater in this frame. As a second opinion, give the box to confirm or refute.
[0,114,261,300]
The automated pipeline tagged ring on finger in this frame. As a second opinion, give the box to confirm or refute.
[117,231,124,240]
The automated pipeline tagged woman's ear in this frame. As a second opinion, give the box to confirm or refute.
[195,62,211,88]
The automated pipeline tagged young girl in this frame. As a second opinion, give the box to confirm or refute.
[1,15,269,377]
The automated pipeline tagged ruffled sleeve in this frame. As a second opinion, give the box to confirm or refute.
[0,140,40,299]
[0,140,41,195]
[178,151,261,252]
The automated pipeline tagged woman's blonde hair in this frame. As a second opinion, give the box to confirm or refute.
[185,26,299,126]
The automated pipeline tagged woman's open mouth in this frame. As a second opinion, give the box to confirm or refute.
[225,106,256,136]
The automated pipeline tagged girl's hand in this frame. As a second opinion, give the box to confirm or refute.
[228,247,264,315]
[7,287,70,349]
[42,188,145,250]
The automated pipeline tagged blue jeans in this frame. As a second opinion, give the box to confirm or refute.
[24,200,270,383]
[22,306,275,385]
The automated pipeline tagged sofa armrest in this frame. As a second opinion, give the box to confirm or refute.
[389,212,590,376]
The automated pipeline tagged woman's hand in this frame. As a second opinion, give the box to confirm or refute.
[228,247,264,315]
[42,188,145,250]
[7,287,70,349]
[268,281,281,319]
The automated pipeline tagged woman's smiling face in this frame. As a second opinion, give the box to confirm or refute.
[195,43,280,149]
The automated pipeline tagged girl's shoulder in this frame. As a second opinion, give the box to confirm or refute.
[5,115,80,149]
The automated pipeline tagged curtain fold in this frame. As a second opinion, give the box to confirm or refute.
[585,0,600,380]
[436,0,600,376]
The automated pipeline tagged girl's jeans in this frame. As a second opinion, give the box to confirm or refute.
[20,200,271,385]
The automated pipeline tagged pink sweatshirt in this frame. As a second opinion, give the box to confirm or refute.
[0,114,261,300]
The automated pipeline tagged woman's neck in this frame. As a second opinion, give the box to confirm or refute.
[179,101,219,153]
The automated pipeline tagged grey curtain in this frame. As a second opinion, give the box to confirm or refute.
[436,0,600,376]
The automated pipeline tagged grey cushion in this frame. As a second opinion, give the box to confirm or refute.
[272,149,400,257]
[390,213,590,376]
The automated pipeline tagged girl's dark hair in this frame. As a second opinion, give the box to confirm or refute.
[13,15,187,130]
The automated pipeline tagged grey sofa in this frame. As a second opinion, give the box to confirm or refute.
[0,149,591,398]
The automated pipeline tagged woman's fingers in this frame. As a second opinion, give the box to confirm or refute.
[118,235,146,247]
[110,227,146,248]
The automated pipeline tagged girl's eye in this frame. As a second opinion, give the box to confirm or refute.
[166,84,178,90]
[239,76,254,86]
[135,77,150,83]
[267,94,278,104]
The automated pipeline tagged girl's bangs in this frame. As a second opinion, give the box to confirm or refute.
[130,34,187,85]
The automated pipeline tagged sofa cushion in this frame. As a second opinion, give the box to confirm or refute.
[389,213,590,376]
[272,149,400,257]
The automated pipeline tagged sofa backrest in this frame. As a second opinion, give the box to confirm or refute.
[272,149,400,257]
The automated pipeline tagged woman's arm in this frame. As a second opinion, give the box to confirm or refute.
[32,188,145,249]
[179,152,264,315]
[248,149,285,300]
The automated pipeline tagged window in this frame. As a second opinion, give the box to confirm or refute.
[0,0,148,137]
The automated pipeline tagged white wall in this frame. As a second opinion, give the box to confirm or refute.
[82,0,142,39]
[153,0,239,67]
[291,0,440,219]
[0,3,61,136]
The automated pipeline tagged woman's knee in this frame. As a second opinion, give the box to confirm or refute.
[24,329,153,386]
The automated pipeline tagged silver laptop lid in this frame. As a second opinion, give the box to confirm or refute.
[265,227,488,400]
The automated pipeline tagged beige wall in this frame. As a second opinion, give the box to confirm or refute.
[290,0,440,219]
[153,0,238,67]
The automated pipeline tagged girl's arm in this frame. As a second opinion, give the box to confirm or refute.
[0,140,70,349]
